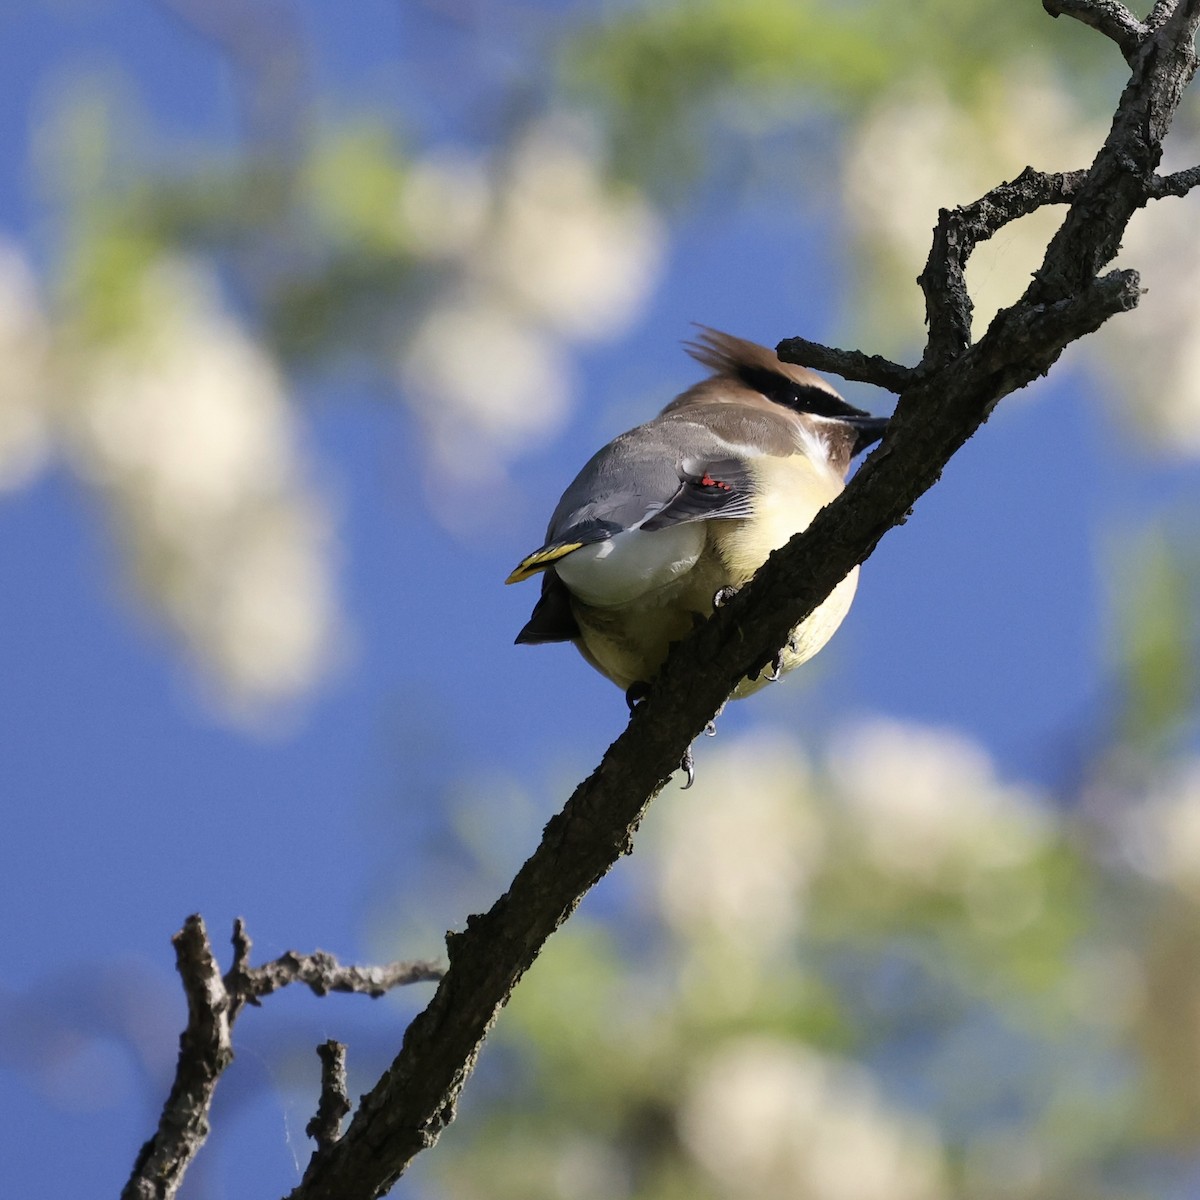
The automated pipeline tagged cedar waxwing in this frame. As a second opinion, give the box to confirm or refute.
[506,329,887,738]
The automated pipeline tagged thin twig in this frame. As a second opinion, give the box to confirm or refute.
[774,337,916,393]
[239,950,446,1003]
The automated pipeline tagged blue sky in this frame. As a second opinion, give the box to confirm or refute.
[2,3,1194,1198]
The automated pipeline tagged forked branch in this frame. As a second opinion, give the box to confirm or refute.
[122,916,442,1200]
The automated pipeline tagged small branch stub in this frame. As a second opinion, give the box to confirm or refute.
[1148,163,1200,195]
[306,1041,352,1155]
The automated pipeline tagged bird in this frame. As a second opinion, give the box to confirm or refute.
[506,328,888,780]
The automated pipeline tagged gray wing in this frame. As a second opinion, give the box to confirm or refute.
[507,411,767,622]
[544,413,761,547]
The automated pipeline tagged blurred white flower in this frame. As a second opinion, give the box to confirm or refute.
[1117,757,1200,899]
[63,256,339,719]
[1097,166,1200,456]
[656,733,824,962]
[0,241,52,490]
[395,119,664,510]
[400,292,572,478]
[484,121,664,342]
[680,1037,946,1200]
[829,719,1049,887]
[845,67,1103,341]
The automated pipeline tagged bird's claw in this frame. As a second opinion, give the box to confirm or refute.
[712,586,738,609]
[752,652,783,683]
[625,681,650,713]
[679,744,696,790]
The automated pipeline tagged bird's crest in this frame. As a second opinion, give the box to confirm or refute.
[684,326,872,422]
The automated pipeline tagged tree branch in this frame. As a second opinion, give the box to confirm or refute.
[918,168,1087,368]
[283,6,1200,1199]
[773,336,916,393]
[122,917,441,1200]
[238,947,445,1005]
[1042,0,1148,63]
[123,917,233,1200]
[286,281,1143,1200]
[1032,0,1200,303]
[1148,163,1200,195]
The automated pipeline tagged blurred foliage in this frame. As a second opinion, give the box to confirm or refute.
[559,0,1120,193]
[419,718,1200,1200]
[1110,524,1199,753]
[47,88,424,362]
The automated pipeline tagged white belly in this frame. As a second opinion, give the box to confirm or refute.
[555,525,706,607]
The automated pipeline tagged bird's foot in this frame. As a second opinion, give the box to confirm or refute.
[625,681,650,713]
[679,744,696,790]
[703,701,726,737]
[712,585,739,608]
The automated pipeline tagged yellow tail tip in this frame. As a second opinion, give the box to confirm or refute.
[504,541,584,584]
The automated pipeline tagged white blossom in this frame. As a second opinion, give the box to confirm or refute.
[1097,167,1200,456]
[845,67,1103,341]
[829,718,1049,887]
[395,119,664,507]
[680,1038,946,1200]
[1117,757,1200,899]
[655,733,824,962]
[63,256,339,719]
[400,291,572,473]
[483,121,664,342]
